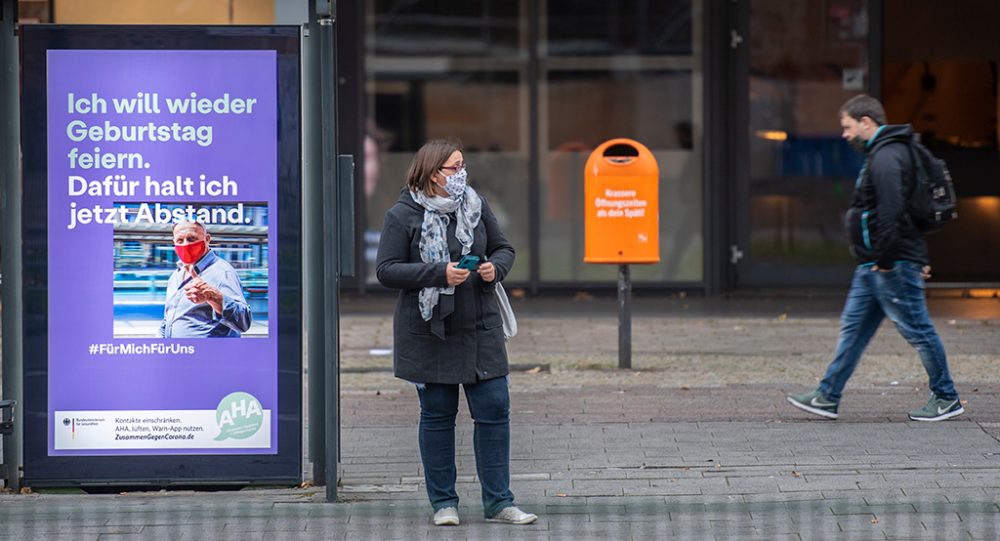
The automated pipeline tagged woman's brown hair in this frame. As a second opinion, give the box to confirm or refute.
[404,139,463,194]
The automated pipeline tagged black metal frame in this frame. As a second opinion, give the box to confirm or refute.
[703,0,740,294]
[336,0,366,293]
[868,0,883,101]
[19,25,303,487]
[726,0,753,291]
[528,0,542,296]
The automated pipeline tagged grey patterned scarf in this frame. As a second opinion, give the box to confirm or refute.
[409,186,482,322]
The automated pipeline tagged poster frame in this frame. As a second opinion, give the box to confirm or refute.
[20,24,303,487]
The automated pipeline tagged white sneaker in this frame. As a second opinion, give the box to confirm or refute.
[433,506,460,526]
[487,506,538,525]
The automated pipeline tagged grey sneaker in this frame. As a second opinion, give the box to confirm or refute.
[433,506,460,526]
[486,506,538,525]
[787,389,839,419]
[909,396,964,422]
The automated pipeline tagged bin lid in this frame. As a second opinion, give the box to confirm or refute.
[586,138,658,178]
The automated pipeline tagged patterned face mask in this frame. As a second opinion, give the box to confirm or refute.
[441,167,468,199]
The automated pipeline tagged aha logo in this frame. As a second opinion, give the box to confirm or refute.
[214,392,264,441]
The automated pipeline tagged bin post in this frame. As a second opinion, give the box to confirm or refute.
[583,138,658,372]
[618,264,632,369]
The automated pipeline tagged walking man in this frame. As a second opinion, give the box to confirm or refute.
[787,94,963,422]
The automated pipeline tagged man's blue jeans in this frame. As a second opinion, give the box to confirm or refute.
[819,261,959,403]
[415,376,514,517]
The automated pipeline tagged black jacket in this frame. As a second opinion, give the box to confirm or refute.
[844,124,928,268]
[376,188,515,384]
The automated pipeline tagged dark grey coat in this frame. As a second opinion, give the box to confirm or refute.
[376,188,515,384]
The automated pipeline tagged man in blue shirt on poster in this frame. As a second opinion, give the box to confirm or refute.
[159,221,252,338]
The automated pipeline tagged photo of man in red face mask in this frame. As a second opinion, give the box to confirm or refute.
[159,221,252,338]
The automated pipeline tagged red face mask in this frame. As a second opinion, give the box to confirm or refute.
[175,240,208,265]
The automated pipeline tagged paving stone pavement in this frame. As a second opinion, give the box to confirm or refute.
[3,295,1000,540]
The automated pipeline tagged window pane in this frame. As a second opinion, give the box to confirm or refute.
[746,0,867,281]
[885,0,1000,281]
[547,0,692,56]
[547,70,692,150]
[373,72,521,153]
[541,71,702,282]
[373,0,519,56]
[365,72,529,283]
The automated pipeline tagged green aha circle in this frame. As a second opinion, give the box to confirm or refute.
[214,391,264,441]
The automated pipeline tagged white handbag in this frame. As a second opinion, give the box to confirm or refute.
[494,282,517,341]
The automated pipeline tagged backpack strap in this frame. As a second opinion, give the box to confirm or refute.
[866,135,916,193]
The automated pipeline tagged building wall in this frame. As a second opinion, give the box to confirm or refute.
[53,0,273,25]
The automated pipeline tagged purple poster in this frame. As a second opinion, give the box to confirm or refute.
[46,50,278,455]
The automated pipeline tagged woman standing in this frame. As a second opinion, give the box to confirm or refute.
[376,140,536,526]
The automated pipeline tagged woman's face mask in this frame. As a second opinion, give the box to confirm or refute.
[440,166,468,198]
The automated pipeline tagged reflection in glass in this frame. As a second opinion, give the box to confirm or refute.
[884,0,1000,281]
[547,0,692,56]
[374,72,521,153]
[373,0,519,56]
[746,0,868,281]
[365,72,529,283]
[542,71,701,282]
[547,71,692,150]
[367,0,701,286]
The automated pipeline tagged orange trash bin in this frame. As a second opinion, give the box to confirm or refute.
[584,138,660,264]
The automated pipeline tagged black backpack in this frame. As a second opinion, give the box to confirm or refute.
[906,136,958,233]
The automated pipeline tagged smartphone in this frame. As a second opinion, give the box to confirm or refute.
[456,254,480,270]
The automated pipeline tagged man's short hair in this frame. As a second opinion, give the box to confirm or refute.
[173,220,207,235]
[839,94,887,126]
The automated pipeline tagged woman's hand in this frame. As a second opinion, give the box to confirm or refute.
[478,261,496,283]
[445,262,471,286]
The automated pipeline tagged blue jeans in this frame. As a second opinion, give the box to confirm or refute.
[415,376,514,517]
[819,261,958,403]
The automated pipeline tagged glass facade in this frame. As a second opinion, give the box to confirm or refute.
[364,1,530,282]
[365,0,703,287]
[882,0,1000,282]
[742,0,869,285]
[15,0,1000,289]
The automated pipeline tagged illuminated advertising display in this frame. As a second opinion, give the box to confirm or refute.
[22,26,301,485]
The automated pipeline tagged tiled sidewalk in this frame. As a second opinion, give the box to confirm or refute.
[3,297,1000,540]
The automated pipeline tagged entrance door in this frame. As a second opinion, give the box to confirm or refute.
[735,0,871,286]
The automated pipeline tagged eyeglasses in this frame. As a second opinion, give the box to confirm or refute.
[440,163,466,173]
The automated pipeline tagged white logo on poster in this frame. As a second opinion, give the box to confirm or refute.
[218,398,263,428]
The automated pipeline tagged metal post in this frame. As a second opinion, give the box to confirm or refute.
[317,9,340,504]
[618,264,631,369]
[303,5,327,487]
[527,0,541,295]
[0,0,23,491]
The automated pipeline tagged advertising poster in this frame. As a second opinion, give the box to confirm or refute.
[45,49,279,456]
